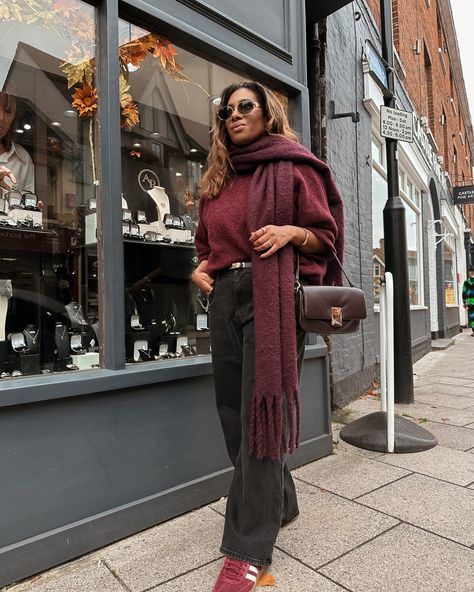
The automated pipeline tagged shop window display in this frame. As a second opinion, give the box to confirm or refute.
[0,0,99,378]
[116,20,249,364]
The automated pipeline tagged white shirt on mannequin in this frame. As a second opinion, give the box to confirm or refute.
[0,142,34,193]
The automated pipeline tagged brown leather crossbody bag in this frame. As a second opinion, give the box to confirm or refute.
[295,250,367,334]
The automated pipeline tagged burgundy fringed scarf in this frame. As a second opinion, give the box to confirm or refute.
[229,135,344,460]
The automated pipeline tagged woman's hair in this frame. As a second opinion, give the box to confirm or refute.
[0,92,17,151]
[201,81,299,198]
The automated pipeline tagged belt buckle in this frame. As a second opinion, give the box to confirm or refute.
[230,262,243,269]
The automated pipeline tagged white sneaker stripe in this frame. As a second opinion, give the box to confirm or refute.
[248,565,259,574]
[245,573,257,582]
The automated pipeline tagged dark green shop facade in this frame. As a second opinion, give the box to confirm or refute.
[0,0,350,585]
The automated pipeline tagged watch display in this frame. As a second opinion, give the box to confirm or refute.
[23,192,39,210]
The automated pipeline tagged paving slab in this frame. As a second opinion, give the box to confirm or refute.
[7,557,125,592]
[410,421,474,451]
[415,383,474,398]
[414,391,474,409]
[332,429,385,459]
[347,397,474,427]
[319,523,474,592]
[376,445,474,486]
[357,473,474,546]
[99,507,223,591]
[294,447,410,499]
[208,496,226,517]
[151,549,346,591]
[275,480,398,569]
[465,422,474,429]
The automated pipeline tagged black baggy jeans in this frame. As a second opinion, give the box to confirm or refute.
[209,267,306,566]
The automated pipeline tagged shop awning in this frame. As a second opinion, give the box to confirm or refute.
[306,0,353,21]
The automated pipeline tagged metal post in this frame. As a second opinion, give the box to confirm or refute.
[380,0,414,403]
[385,272,395,452]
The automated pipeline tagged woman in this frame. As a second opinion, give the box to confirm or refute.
[462,266,474,336]
[192,81,344,591]
[0,92,34,191]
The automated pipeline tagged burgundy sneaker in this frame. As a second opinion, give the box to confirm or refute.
[212,557,264,592]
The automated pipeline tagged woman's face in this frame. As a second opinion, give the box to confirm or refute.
[0,98,15,142]
[224,88,266,146]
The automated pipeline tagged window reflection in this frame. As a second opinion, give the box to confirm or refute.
[117,20,246,363]
[0,0,100,378]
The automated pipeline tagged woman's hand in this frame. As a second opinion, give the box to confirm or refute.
[0,166,16,190]
[191,260,214,295]
[249,225,294,259]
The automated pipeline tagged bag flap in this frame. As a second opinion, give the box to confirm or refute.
[301,285,367,321]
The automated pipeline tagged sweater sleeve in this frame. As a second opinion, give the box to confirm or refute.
[194,197,211,262]
[293,163,338,254]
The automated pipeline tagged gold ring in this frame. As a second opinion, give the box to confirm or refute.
[266,240,272,248]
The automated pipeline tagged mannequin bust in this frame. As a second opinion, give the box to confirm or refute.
[55,322,70,358]
[147,186,170,222]
[65,301,89,330]
[23,324,40,354]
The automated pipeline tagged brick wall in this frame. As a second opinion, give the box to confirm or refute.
[366,0,472,196]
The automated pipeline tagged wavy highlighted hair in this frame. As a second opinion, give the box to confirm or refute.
[201,82,299,198]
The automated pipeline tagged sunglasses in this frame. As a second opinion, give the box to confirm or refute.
[217,99,261,121]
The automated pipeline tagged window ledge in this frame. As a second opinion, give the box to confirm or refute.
[0,345,327,408]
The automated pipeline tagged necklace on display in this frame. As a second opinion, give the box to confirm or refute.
[56,325,67,340]
[25,329,39,344]
[68,303,87,324]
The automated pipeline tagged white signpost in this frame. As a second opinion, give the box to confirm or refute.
[380,106,414,143]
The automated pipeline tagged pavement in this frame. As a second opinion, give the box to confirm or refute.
[5,330,474,592]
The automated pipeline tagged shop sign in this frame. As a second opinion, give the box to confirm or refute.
[453,185,474,205]
[445,285,455,305]
[380,106,413,143]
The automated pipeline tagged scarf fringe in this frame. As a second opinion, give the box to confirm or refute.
[248,391,301,460]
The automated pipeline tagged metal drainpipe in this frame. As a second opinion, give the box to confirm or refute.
[308,20,322,157]
[307,17,336,405]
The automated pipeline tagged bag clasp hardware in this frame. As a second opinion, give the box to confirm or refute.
[331,307,343,327]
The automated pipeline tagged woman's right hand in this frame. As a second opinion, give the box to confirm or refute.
[0,166,16,189]
[191,260,214,295]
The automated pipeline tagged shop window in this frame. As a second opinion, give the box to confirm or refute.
[0,1,99,378]
[443,246,457,305]
[116,19,280,364]
[372,167,386,304]
[405,205,420,305]
[372,147,423,307]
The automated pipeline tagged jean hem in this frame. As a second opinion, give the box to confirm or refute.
[220,546,272,567]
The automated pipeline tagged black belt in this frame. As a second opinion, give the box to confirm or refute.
[228,261,252,269]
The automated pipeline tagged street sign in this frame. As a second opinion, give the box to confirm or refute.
[380,106,414,143]
[365,40,391,97]
[453,185,474,205]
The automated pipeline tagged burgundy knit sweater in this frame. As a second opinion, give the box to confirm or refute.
[195,163,338,282]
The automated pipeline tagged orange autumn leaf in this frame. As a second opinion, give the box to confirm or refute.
[152,36,177,69]
[121,100,140,129]
[257,572,277,587]
[120,34,156,68]
[72,84,98,117]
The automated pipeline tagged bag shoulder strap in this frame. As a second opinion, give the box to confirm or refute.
[295,246,354,288]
